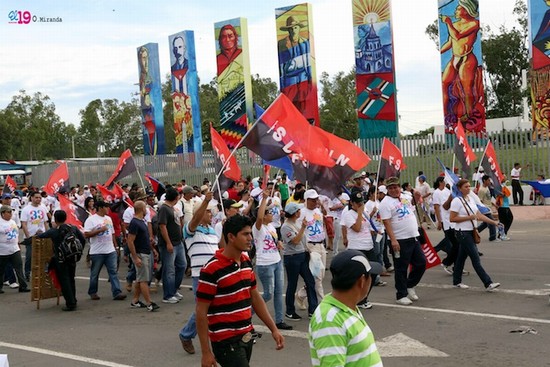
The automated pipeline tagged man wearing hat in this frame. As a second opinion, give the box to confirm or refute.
[309,250,383,366]
[0,205,30,294]
[379,177,426,306]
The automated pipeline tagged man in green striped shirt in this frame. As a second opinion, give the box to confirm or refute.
[309,250,383,367]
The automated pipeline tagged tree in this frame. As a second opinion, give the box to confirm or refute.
[251,74,278,110]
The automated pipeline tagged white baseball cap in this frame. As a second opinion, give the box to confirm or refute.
[304,189,319,200]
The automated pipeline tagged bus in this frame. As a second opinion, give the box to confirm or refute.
[0,170,30,188]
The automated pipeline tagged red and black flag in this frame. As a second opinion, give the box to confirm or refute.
[378,138,406,182]
[58,194,88,231]
[480,140,505,194]
[453,122,477,179]
[44,162,70,195]
[241,94,335,168]
[211,123,241,196]
[96,184,117,203]
[145,172,166,200]
[104,149,137,188]
[2,175,17,194]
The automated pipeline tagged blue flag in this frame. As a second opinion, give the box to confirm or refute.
[436,157,461,197]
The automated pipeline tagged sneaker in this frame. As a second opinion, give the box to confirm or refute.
[407,288,419,301]
[276,322,293,330]
[174,292,184,300]
[375,280,387,287]
[501,236,510,241]
[162,296,179,304]
[357,301,373,309]
[486,282,501,292]
[454,283,470,289]
[2,281,9,286]
[441,264,453,275]
[90,294,100,300]
[113,293,127,301]
[130,300,146,308]
[396,297,413,305]
[147,302,160,312]
[386,266,395,272]
[9,282,19,289]
[285,313,302,321]
[179,335,195,354]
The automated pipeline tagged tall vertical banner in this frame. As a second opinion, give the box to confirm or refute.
[275,3,320,126]
[352,0,398,138]
[438,0,485,134]
[168,31,203,160]
[528,0,550,134]
[137,43,165,155]
[214,18,253,149]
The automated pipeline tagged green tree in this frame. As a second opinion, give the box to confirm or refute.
[199,78,221,148]
[161,74,176,154]
[251,74,278,110]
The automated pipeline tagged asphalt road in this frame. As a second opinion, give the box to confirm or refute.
[1,219,549,367]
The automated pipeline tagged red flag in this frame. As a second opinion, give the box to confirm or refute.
[453,122,477,178]
[419,228,441,269]
[104,149,137,188]
[96,184,116,203]
[262,165,270,190]
[2,175,17,194]
[58,194,86,231]
[379,138,406,181]
[112,183,133,207]
[45,162,70,195]
[211,124,241,182]
[480,141,504,194]
[145,173,166,200]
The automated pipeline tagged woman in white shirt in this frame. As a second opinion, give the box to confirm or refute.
[450,179,501,291]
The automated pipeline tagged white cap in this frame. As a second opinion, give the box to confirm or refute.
[339,193,350,201]
[378,185,387,194]
[304,189,319,200]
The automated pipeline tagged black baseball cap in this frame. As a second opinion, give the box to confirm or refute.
[330,250,382,289]
[350,191,365,204]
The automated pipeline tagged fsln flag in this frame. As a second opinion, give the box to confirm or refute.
[480,141,504,194]
[58,194,88,231]
[242,94,335,167]
[379,138,406,182]
[2,175,17,194]
[45,162,70,196]
[96,184,117,203]
[210,123,241,182]
[145,173,166,200]
[453,122,477,178]
[104,149,137,188]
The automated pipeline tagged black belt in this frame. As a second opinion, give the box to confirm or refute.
[308,241,324,244]
[211,332,252,347]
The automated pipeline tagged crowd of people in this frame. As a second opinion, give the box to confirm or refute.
[0,162,540,366]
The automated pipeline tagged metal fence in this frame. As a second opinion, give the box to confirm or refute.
[31,128,550,188]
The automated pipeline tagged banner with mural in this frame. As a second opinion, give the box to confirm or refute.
[275,3,319,126]
[168,31,203,160]
[214,17,253,149]
[352,0,398,138]
[137,43,165,155]
[529,0,550,135]
[438,0,485,134]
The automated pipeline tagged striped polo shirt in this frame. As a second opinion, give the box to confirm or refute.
[184,223,219,277]
[309,294,382,367]
[196,249,256,343]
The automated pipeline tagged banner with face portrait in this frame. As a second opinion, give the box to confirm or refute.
[275,3,320,126]
[438,0,486,134]
[528,0,550,135]
[137,43,165,155]
[168,31,203,161]
[352,0,398,138]
[214,17,253,149]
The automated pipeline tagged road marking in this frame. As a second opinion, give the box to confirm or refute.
[418,282,550,296]
[0,341,133,367]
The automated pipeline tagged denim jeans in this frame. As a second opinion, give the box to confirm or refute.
[180,276,199,340]
[159,243,186,300]
[477,213,496,240]
[212,338,254,367]
[453,230,493,287]
[393,237,426,300]
[283,252,317,315]
[256,260,284,324]
[88,251,123,297]
[0,251,28,291]
[24,242,32,279]
[441,228,460,267]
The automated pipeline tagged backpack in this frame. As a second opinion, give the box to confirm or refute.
[57,224,83,263]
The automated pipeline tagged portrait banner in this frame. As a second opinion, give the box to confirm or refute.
[275,3,320,126]
[528,0,550,134]
[214,17,253,149]
[352,0,398,138]
[137,43,165,155]
[168,31,203,161]
[438,0,486,134]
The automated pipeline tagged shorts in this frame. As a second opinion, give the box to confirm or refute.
[135,253,151,282]
[324,216,334,239]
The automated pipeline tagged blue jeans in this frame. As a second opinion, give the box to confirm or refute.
[159,243,186,300]
[88,251,123,297]
[283,252,317,315]
[453,231,493,287]
[256,260,284,324]
[180,277,199,340]
[393,238,426,300]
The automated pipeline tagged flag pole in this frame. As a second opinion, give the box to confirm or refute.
[374,138,386,199]
[476,139,490,180]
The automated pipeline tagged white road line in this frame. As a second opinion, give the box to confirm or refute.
[418,282,550,296]
[0,341,133,367]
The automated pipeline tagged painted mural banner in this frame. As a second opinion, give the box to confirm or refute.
[438,0,486,134]
[529,0,550,135]
[352,0,398,138]
[275,3,319,126]
[137,43,165,155]
[168,31,203,161]
[214,17,253,149]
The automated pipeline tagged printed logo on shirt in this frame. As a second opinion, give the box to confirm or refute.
[29,209,45,225]
[5,224,18,240]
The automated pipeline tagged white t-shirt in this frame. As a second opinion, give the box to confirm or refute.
[379,195,419,240]
[329,197,344,220]
[510,167,521,180]
[20,204,49,236]
[0,218,20,255]
[299,207,326,243]
[122,206,152,224]
[84,214,115,254]
[318,195,332,218]
[341,209,374,251]
[432,187,453,230]
[365,199,384,233]
[253,223,281,266]
[181,198,196,225]
[450,195,479,231]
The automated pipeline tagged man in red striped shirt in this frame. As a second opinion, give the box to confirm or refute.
[196,214,284,367]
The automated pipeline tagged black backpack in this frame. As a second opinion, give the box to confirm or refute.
[57,224,83,263]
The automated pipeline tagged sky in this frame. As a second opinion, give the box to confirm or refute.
[0,0,521,136]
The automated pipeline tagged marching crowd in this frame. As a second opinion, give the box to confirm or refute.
[0,163,537,366]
